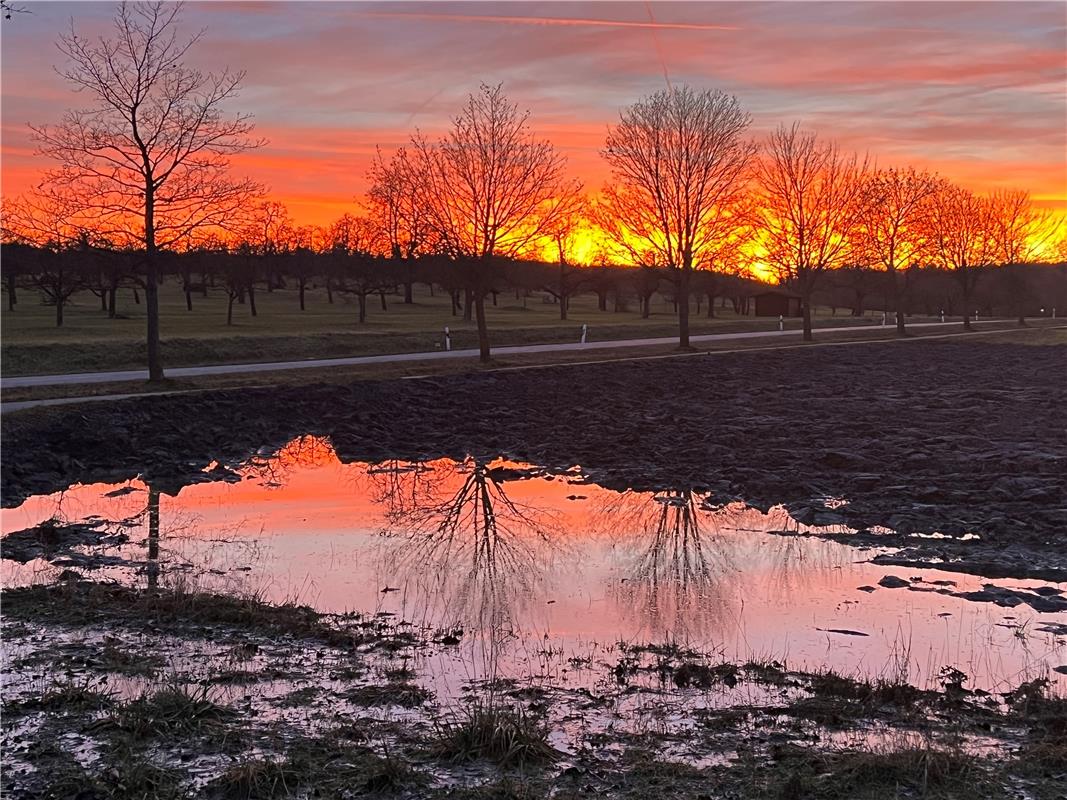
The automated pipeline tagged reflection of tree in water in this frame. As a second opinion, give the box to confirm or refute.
[605,491,857,640]
[365,460,449,523]
[239,434,339,486]
[377,458,560,635]
[137,479,262,593]
[603,489,740,640]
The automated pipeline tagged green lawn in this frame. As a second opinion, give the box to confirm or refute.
[0,282,914,376]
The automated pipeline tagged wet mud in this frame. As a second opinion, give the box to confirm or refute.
[4,340,1065,581]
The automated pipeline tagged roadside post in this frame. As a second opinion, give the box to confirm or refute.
[778,315,783,332]
[580,323,588,344]
[881,312,886,326]
[940,310,945,323]
[444,326,451,351]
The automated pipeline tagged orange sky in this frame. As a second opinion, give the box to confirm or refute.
[2,2,1065,231]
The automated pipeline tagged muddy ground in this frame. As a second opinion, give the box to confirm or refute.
[4,338,1065,580]
[2,577,1065,800]
[3,338,1067,798]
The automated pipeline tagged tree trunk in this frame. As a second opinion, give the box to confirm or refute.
[677,267,691,349]
[706,292,716,318]
[6,274,16,310]
[450,290,459,316]
[299,280,306,311]
[108,283,117,318]
[475,293,490,363]
[463,287,473,322]
[597,290,607,312]
[801,288,814,341]
[358,294,367,323]
[248,284,258,317]
[227,294,235,325]
[56,295,64,327]
[559,263,568,320]
[379,290,388,311]
[326,278,334,304]
[404,279,413,304]
[144,182,164,381]
[893,270,906,335]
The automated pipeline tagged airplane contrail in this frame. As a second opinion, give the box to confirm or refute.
[360,11,741,32]
[644,1,674,91]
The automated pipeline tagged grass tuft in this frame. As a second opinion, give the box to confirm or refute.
[433,700,559,768]
[107,682,235,738]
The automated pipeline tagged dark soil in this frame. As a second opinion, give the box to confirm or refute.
[3,339,1065,580]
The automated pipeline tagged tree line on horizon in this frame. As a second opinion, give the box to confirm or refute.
[2,2,1065,378]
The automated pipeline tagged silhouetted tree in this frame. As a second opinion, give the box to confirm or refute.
[368,146,432,304]
[756,123,870,340]
[599,87,757,348]
[921,182,994,330]
[30,1,263,379]
[412,83,580,362]
[857,167,941,334]
[987,189,1057,325]
[542,195,588,320]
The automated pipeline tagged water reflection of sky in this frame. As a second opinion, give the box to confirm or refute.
[3,434,1064,693]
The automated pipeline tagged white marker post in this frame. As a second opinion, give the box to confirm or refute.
[1053,307,1057,319]
[778,315,784,332]
[444,326,451,351]
[881,312,887,327]
[580,323,588,344]
[975,310,979,322]
[940,310,945,323]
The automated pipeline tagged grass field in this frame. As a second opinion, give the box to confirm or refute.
[1,282,947,376]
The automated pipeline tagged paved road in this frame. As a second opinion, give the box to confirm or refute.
[2,321,1058,414]
[1,319,1017,390]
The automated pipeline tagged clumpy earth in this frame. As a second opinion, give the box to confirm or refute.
[4,339,1066,580]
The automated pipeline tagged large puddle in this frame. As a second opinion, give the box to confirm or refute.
[4,435,1065,696]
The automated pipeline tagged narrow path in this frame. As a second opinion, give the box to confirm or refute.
[1,319,1013,389]
[3,321,1056,414]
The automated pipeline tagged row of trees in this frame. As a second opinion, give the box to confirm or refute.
[5,235,1062,332]
[2,2,1064,378]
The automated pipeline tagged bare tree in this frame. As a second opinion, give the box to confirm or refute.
[921,182,994,330]
[326,214,385,323]
[857,167,941,335]
[598,86,757,348]
[368,146,433,304]
[542,193,588,320]
[3,192,100,325]
[755,123,870,340]
[412,83,580,362]
[987,189,1058,325]
[30,1,263,380]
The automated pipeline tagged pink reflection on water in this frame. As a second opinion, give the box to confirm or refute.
[3,435,1064,693]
